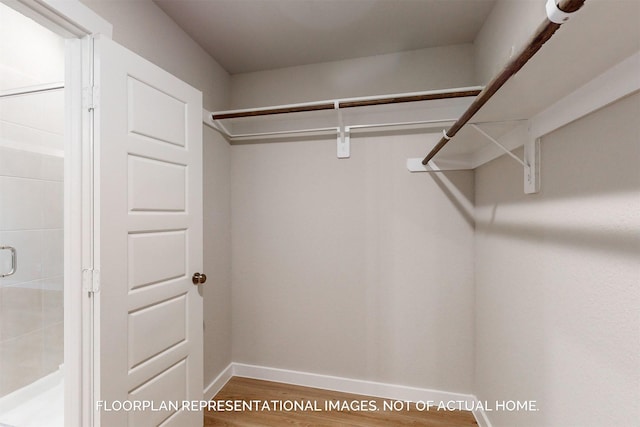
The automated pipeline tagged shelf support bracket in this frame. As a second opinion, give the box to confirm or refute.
[336,102,350,158]
[524,125,540,194]
[470,124,539,194]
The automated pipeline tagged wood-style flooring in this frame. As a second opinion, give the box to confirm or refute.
[204,377,478,426]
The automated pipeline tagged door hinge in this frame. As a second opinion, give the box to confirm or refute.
[82,86,99,112]
[82,268,101,294]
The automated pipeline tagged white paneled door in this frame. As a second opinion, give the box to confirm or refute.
[93,36,203,426]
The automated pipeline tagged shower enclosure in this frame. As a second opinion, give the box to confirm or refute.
[0,3,65,426]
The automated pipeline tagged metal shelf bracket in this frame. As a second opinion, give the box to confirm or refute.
[406,123,540,194]
[524,127,541,194]
[471,124,539,194]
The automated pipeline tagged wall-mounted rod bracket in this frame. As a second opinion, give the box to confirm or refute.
[546,0,575,23]
[336,102,350,158]
[337,126,350,158]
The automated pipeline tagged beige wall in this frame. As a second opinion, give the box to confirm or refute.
[202,125,232,380]
[80,0,232,390]
[474,93,640,426]
[81,0,229,111]
[473,0,543,85]
[230,44,476,109]
[474,0,640,88]
[229,43,478,392]
[231,132,475,392]
[78,2,640,416]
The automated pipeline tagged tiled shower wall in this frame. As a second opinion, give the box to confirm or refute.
[0,146,64,398]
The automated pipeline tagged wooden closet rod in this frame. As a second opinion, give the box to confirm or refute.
[211,88,481,120]
[421,0,586,165]
[338,89,481,109]
[213,103,335,120]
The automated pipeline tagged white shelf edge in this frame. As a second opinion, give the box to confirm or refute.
[203,50,639,176]
[420,50,640,172]
[530,50,640,139]
[407,158,474,172]
[210,85,484,117]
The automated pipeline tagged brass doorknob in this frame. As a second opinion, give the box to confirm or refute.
[192,272,207,285]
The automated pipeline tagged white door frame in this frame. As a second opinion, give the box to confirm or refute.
[1,1,111,426]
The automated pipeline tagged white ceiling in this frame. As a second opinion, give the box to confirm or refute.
[154,0,496,74]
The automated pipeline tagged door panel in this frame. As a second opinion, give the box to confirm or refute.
[127,231,186,290]
[94,36,203,426]
[128,359,188,426]
[127,77,187,147]
[128,156,186,211]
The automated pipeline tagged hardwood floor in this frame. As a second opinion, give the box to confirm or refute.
[204,377,478,426]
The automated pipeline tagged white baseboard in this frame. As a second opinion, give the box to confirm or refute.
[204,362,490,426]
[203,363,234,401]
[472,403,493,427]
[232,362,474,405]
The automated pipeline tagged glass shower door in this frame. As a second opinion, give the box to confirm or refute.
[0,90,65,426]
[0,3,66,425]
[0,129,65,395]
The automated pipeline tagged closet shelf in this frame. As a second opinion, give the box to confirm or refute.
[203,0,639,195]
[206,86,482,138]
[203,86,494,158]
[202,85,540,170]
[203,0,638,195]
[203,48,638,179]
[211,87,482,121]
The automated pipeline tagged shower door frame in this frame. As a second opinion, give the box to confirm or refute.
[0,1,111,426]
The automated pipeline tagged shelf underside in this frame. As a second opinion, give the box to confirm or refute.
[211,1,639,170]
